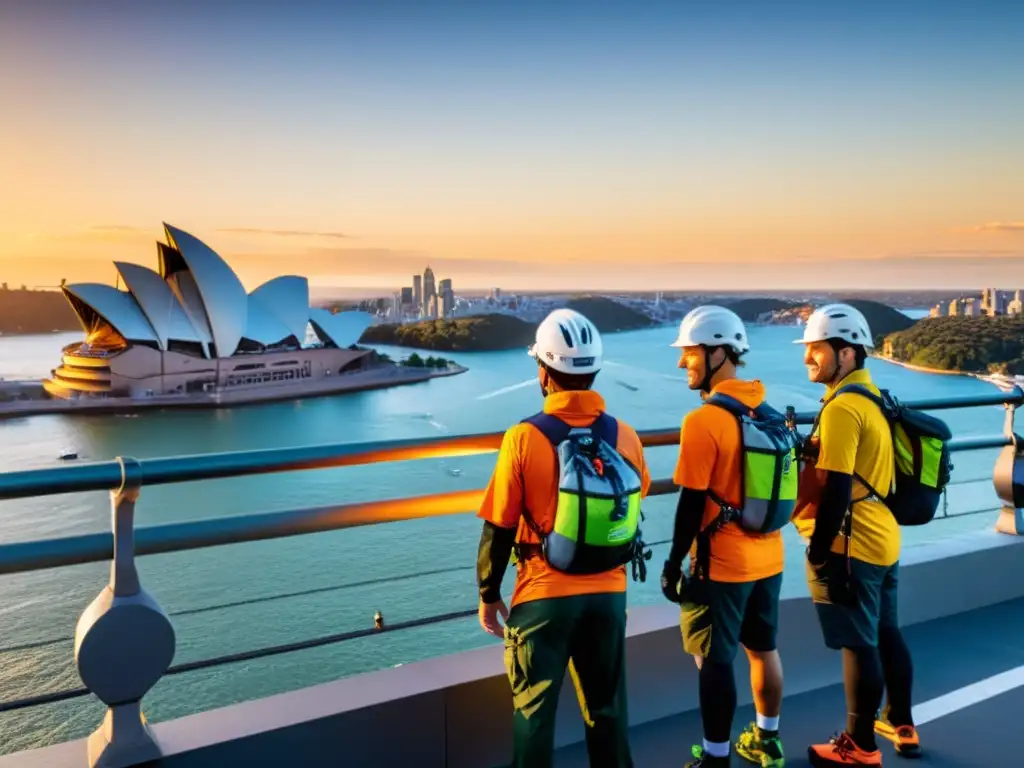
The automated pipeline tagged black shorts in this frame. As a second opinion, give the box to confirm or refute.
[806,553,899,650]
[680,573,783,665]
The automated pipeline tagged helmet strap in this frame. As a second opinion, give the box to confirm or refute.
[825,339,853,387]
[699,346,726,393]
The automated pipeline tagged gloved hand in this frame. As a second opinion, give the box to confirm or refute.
[660,559,685,603]
[806,549,856,607]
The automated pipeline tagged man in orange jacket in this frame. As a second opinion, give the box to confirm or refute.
[476,308,652,768]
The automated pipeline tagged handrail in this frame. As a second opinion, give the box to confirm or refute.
[0,434,1012,577]
[1,388,1020,501]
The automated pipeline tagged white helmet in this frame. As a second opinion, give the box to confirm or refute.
[670,305,750,354]
[795,303,874,349]
[528,308,603,375]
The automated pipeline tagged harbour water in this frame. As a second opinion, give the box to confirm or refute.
[0,321,1008,755]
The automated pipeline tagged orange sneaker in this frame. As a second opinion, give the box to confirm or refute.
[808,733,883,766]
[874,716,922,758]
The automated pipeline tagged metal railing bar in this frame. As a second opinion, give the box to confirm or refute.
[2,483,998,658]
[947,476,995,486]
[0,390,1018,501]
[0,685,90,714]
[0,434,1010,578]
[0,564,472,655]
[0,602,485,713]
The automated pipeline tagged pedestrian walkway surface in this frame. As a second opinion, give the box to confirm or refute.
[556,597,1024,767]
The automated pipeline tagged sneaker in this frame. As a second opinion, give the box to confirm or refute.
[686,744,732,767]
[735,722,785,767]
[808,733,882,766]
[874,715,922,758]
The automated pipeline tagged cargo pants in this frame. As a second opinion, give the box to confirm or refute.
[503,591,632,768]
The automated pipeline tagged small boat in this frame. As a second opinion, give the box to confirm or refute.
[58,448,78,461]
[447,468,462,477]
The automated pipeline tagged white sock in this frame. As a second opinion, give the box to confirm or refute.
[756,713,780,732]
[703,739,730,757]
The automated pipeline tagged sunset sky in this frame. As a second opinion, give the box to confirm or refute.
[1,1,1022,293]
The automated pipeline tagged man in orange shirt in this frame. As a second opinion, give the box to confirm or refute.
[661,306,790,768]
[476,308,652,768]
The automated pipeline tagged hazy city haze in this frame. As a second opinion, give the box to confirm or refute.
[1,1,1022,291]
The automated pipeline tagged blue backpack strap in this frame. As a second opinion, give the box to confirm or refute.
[705,392,745,416]
[706,392,765,420]
[521,411,618,446]
[834,383,884,409]
[521,412,573,446]
[593,412,618,447]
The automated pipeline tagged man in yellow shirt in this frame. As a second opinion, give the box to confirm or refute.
[476,308,652,768]
[661,305,788,768]
[794,304,920,767]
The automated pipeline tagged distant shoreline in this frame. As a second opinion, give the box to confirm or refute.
[871,354,971,378]
[872,354,1024,393]
[0,364,468,420]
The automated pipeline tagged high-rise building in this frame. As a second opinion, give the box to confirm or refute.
[948,298,960,316]
[993,290,1008,316]
[964,298,978,317]
[437,278,454,318]
[427,293,438,319]
[412,275,422,310]
[423,267,436,309]
[400,287,413,307]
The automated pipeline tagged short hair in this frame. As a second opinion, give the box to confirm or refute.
[540,362,598,391]
[704,344,746,368]
[722,346,747,368]
[828,338,867,370]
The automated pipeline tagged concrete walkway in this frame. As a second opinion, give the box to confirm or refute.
[556,597,1024,767]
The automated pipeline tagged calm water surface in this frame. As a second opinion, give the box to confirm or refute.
[0,322,1007,753]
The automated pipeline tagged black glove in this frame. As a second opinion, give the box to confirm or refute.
[807,550,856,607]
[660,559,684,603]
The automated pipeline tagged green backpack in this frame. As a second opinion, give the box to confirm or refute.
[703,393,801,535]
[817,385,953,526]
[517,412,651,580]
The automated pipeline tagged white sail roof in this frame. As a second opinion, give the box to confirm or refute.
[163,223,248,357]
[250,276,310,342]
[308,309,373,348]
[244,294,295,346]
[114,261,205,349]
[63,283,160,344]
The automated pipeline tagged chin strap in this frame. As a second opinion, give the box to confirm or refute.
[699,346,727,393]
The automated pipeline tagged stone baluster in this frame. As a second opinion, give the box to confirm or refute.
[995,396,1024,535]
[74,457,176,767]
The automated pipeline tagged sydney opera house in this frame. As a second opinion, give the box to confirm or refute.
[43,224,375,400]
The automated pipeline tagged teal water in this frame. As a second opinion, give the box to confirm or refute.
[0,324,1008,754]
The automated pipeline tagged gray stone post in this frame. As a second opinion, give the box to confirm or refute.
[74,457,176,767]
[994,398,1024,535]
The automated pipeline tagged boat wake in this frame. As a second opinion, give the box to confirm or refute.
[476,378,536,401]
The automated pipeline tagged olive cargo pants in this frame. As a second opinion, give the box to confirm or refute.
[503,591,632,768]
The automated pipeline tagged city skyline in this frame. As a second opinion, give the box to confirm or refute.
[1,2,1022,291]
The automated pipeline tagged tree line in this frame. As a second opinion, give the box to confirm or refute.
[885,315,1024,374]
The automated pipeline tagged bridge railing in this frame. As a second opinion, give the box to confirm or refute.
[0,388,1022,767]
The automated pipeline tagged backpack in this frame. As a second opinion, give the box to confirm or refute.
[702,393,802,535]
[818,384,953,526]
[518,412,650,579]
